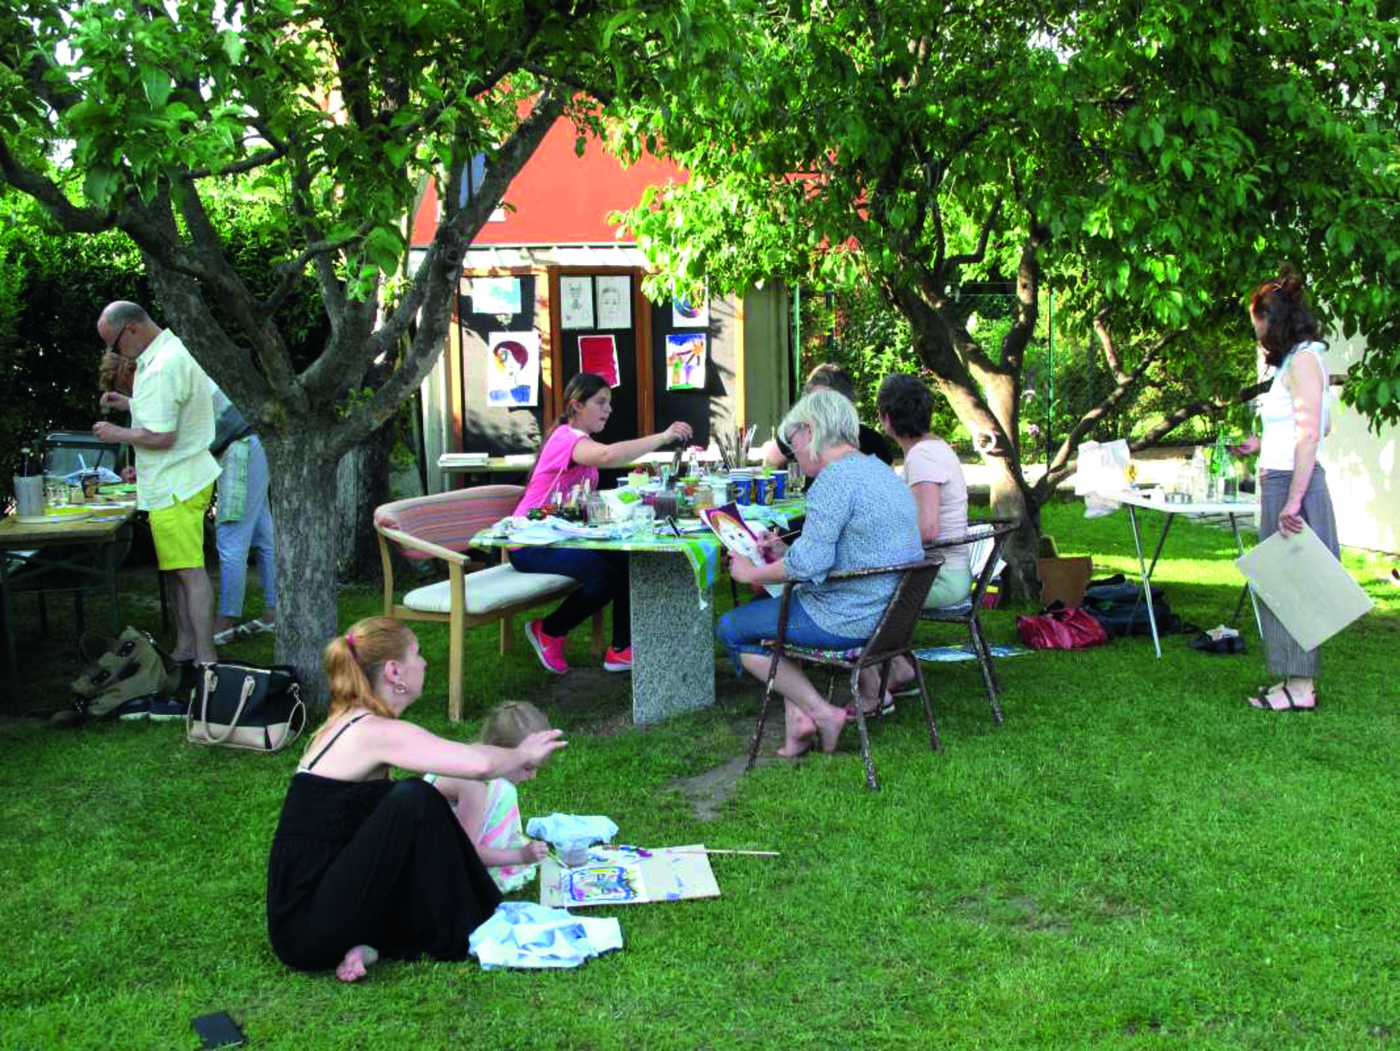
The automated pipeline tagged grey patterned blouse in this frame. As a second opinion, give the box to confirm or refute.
[783,452,923,639]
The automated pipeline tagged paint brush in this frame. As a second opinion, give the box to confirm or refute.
[672,848,780,857]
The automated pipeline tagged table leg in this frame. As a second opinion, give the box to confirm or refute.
[629,550,715,724]
[105,533,121,637]
[1227,514,1264,639]
[0,554,15,673]
[1126,504,1168,659]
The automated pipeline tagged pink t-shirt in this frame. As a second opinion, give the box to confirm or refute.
[904,438,969,573]
[514,425,599,514]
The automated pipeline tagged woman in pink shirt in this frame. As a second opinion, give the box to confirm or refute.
[511,373,692,674]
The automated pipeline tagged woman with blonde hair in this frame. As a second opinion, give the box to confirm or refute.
[265,617,566,982]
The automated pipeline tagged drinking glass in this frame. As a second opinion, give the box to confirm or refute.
[632,505,656,538]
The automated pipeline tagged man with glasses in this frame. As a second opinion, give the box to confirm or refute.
[92,302,220,699]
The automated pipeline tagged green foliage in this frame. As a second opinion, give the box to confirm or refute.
[2,509,1398,1047]
[615,0,1400,495]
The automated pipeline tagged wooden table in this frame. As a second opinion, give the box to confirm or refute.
[0,505,137,671]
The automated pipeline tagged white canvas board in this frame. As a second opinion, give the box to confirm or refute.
[595,275,631,329]
[472,277,522,315]
[539,844,720,908]
[560,276,595,329]
[1236,523,1373,651]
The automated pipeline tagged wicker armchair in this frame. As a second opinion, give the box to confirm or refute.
[749,554,945,791]
[373,485,600,722]
[920,518,1018,724]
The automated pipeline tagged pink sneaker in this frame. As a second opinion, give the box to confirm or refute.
[526,620,568,674]
[603,645,632,672]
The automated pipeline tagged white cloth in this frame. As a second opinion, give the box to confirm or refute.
[525,814,619,850]
[1258,341,1330,473]
[129,329,219,510]
[469,902,623,970]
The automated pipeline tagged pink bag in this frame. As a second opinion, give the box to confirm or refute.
[1016,607,1109,650]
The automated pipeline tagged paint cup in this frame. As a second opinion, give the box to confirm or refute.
[12,475,43,518]
[771,470,786,500]
[560,842,590,867]
[81,473,101,500]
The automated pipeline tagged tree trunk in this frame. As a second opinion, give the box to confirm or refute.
[987,465,1043,604]
[335,423,394,583]
[263,429,344,711]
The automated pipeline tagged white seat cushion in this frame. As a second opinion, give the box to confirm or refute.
[402,565,576,616]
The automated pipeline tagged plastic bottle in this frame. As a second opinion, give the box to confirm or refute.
[1189,447,1209,501]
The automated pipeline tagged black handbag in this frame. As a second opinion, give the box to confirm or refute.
[186,660,305,752]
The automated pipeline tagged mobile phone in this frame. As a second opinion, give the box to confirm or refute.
[192,1011,246,1049]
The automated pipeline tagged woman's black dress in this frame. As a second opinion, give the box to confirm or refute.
[266,770,502,972]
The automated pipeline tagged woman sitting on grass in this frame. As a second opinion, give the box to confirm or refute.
[265,617,565,982]
[717,389,923,757]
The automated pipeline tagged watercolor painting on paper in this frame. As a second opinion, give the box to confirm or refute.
[665,333,706,390]
[579,334,621,387]
[485,331,540,407]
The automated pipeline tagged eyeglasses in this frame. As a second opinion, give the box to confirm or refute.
[104,324,130,354]
[786,424,812,452]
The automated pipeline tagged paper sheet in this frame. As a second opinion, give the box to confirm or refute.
[1236,523,1373,651]
[540,844,720,908]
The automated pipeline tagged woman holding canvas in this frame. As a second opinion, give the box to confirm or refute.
[1231,269,1335,712]
[511,372,693,675]
[717,388,923,757]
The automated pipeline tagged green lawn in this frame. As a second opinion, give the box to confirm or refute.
[2,505,1397,1049]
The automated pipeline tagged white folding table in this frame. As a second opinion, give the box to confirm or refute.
[1099,490,1264,658]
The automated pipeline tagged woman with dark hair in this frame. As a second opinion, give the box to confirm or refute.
[877,373,972,610]
[1230,269,1335,711]
[511,372,693,674]
[265,617,566,981]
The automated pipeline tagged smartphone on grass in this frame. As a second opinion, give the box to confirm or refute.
[192,1011,246,1049]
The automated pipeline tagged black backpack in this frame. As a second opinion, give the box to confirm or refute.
[1082,575,1184,638]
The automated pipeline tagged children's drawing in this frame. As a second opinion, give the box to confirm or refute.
[472,277,522,315]
[486,331,540,407]
[672,295,709,328]
[563,863,645,905]
[596,276,631,329]
[703,504,764,564]
[665,333,706,390]
[578,334,620,387]
[560,276,595,329]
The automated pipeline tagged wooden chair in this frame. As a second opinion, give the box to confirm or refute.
[748,554,945,791]
[920,518,1018,725]
[373,485,601,722]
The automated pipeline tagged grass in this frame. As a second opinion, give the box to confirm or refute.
[1,505,1398,1049]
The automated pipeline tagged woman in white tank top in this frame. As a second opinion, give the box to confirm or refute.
[1230,271,1337,712]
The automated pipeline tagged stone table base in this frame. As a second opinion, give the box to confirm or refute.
[629,549,715,723]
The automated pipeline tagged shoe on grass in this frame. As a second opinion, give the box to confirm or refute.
[526,620,568,674]
[147,695,190,722]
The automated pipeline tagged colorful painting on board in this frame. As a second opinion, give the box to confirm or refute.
[540,844,720,908]
[562,862,646,905]
[595,275,631,329]
[671,295,708,328]
[560,276,595,329]
[578,334,621,387]
[665,333,707,390]
[486,331,540,407]
[472,277,522,315]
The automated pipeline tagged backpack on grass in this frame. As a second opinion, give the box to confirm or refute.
[71,627,179,719]
[1081,575,1185,638]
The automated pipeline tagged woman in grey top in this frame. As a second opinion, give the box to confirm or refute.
[718,389,923,757]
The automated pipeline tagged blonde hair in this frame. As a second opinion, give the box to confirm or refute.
[479,700,549,748]
[308,617,412,744]
[781,387,859,455]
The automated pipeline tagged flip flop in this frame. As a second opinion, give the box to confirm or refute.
[242,618,276,635]
[845,693,896,719]
[212,626,240,646]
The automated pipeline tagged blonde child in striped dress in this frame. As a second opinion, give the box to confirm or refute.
[429,702,552,893]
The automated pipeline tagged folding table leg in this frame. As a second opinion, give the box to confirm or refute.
[1227,513,1264,639]
[1125,504,1166,658]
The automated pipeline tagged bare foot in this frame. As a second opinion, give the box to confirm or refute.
[335,944,379,982]
[811,708,848,754]
[777,707,816,758]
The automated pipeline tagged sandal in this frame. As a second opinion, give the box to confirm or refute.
[1247,684,1317,712]
[242,618,276,636]
[845,693,896,720]
[212,626,241,646]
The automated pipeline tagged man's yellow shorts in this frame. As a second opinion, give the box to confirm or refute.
[150,484,213,571]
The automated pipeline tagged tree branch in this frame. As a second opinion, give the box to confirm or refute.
[0,136,116,233]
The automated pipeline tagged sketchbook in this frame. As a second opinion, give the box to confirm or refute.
[702,502,785,597]
[1235,523,1373,652]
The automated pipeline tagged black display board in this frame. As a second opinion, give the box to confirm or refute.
[650,299,724,447]
[557,275,640,446]
[458,275,543,455]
